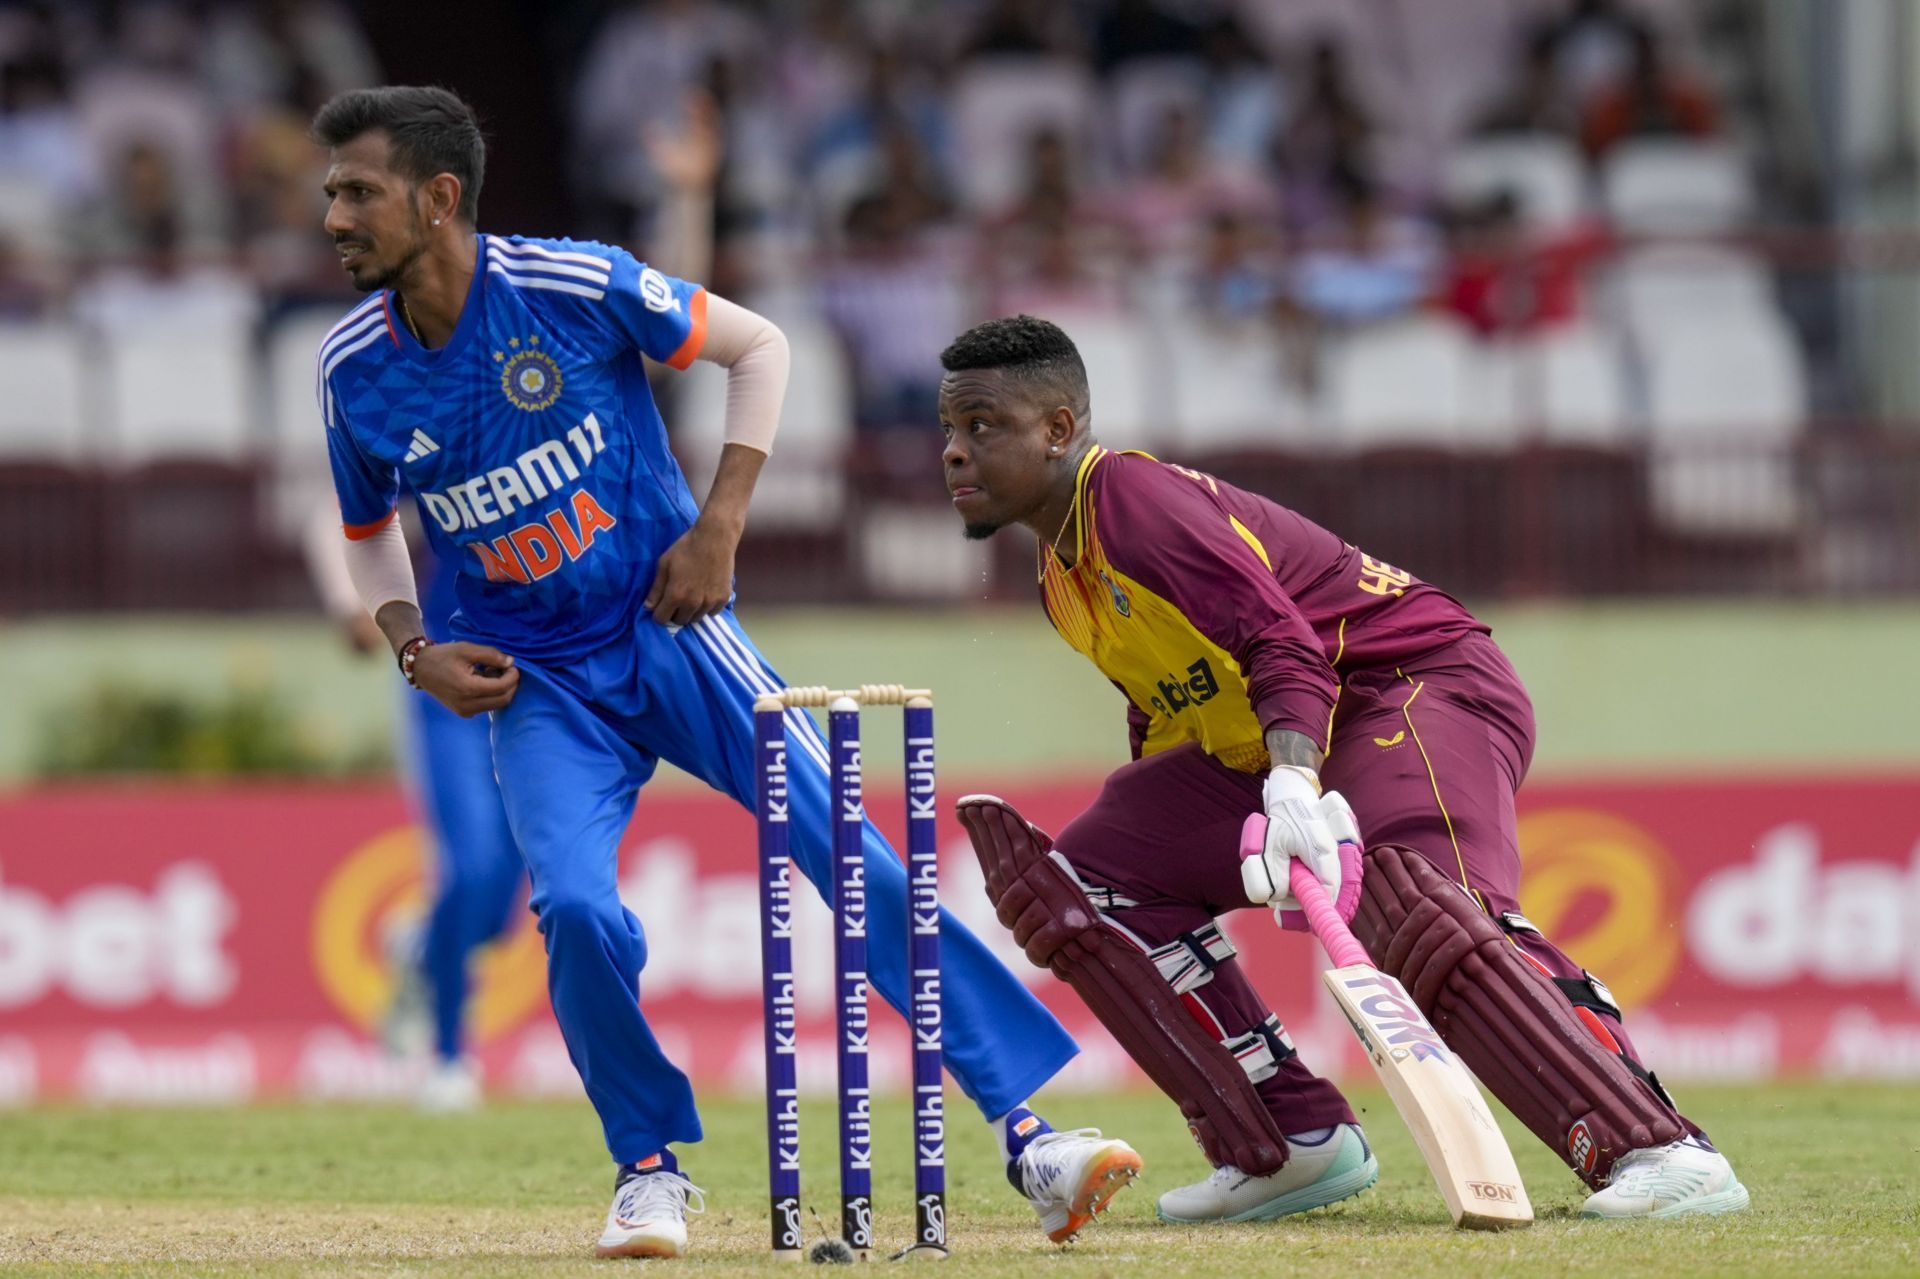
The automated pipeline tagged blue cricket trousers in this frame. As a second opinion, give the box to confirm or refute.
[487,607,1078,1164]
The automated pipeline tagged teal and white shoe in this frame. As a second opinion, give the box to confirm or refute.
[1582,1136,1750,1219]
[1155,1124,1378,1224]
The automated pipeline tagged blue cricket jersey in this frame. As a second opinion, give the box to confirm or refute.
[418,538,462,639]
[318,234,710,662]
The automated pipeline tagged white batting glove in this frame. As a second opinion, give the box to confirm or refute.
[1239,765,1343,912]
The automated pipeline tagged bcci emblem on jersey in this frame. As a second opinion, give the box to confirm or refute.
[496,335,564,412]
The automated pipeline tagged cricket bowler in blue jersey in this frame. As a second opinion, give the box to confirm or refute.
[310,87,1140,1259]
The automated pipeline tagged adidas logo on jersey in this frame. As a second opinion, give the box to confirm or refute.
[403,429,440,463]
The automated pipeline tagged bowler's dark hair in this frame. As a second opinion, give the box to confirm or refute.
[312,86,486,224]
[940,315,1089,416]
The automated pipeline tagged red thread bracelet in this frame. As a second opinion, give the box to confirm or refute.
[398,636,433,688]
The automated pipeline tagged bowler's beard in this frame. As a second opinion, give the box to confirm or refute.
[354,232,428,294]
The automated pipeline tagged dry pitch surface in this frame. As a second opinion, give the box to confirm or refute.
[2,1083,1915,1277]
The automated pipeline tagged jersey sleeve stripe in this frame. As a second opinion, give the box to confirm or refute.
[491,241,612,279]
[343,508,397,540]
[662,287,708,370]
[314,307,385,422]
[317,307,384,369]
[492,240,613,275]
[318,293,381,338]
[319,324,394,429]
[485,260,608,300]
[486,243,610,284]
[491,253,608,284]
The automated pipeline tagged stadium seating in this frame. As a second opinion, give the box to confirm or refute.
[264,307,351,541]
[266,308,346,458]
[671,308,852,532]
[1324,314,1479,449]
[1642,310,1806,538]
[103,329,256,463]
[1106,57,1208,175]
[1608,244,1775,337]
[1058,312,1164,452]
[1466,321,1631,445]
[1602,139,1755,234]
[0,172,64,260]
[1444,135,1590,230]
[951,57,1097,213]
[0,322,90,459]
[1161,322,1313,457]
[856,504,993,601]
[0,2,1851,612]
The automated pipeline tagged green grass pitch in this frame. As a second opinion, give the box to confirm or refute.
[2,1083,1915,1276]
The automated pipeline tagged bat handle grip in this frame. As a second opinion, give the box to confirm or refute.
[1238,813,1372,967]
[1288,848,1372,969]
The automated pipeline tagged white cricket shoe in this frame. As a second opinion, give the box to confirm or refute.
[416,1057,481,1114]
[1015,1128,1144,1242]
[1582,1136,1750,1219]
[1156,1124,1379,1224]
[595,1169,705,1259]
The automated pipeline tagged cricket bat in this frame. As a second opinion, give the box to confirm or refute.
[1241,815,1533,1230]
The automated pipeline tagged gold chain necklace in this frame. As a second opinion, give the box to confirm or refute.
[1037,486,1082,583]
[398,294,422,343]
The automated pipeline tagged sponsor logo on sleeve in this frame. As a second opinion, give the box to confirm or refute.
[638,267,681,314]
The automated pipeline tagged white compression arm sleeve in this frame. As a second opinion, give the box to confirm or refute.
[340,515,419,619]
[694,293,790,455]
[303,501,364,618]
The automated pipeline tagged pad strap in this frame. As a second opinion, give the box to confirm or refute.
[1148,922,1237,995]
[1080,882,1139,911]
[959,796,1291,1175]
[1552,973,1624,1022]
[1222,1013,1296,1084]
[1498,912,1630,1025]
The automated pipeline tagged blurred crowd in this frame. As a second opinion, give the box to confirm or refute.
[0,0,375,325]
[0,0,1733,433]
[573,0,1732,434]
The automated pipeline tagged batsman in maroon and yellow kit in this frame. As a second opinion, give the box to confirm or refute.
[937,316,1749,1224]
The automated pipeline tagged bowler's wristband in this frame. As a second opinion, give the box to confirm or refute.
[397,636,433,688]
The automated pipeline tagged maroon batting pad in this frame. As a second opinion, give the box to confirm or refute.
[1353,843,1683,1188]
[957,796,1290,1175]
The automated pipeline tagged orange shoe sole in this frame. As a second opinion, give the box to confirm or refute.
[1048,1146,1145,1243]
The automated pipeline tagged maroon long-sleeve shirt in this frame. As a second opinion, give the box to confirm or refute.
[1039,448,1488,772]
